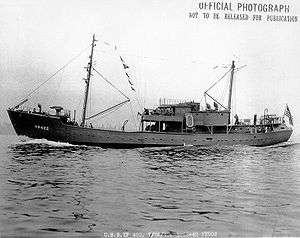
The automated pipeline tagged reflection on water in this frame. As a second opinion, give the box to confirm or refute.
[0,136,299,236]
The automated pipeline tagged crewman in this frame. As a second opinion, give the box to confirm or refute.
[253,114,257,126]
[38,103,42,113]
[206,103,211,110]
[234,114,239,125]
[213,102,219,111]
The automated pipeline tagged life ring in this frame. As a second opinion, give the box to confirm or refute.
[185,113,194,127]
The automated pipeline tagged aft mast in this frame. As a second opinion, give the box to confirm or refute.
[227,61,235,111]
[81,34,96,127]
[227,60,235,123]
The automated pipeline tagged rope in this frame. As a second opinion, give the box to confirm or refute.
[135,94,144,113]
[50,68,64,106]
[89,79,92,118]
[113,44,145,112]
[86,100,129,120]
[92,67,130,100]
[19,45,90,103]
[220,77,229,106]
[204,68,232,94]
[129,101,139,130]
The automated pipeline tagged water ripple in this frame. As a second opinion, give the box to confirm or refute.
[0,136,299,236]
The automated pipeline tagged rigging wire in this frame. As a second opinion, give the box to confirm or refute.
[199,64,233,109]
[113,44,144,114]
[128,102,139,130]
[86,100,129,120]
[50,68,64,107]
[203,63,246,110]
[19,45,91,104]
[98,39,226,114]
[220,76,230,106]
[90,39,239,110]
[97,39,219,66]
[83,67,132,121]
[233,73,237,120]
[75,95,84,122]
[89,78,92,118]
[92,67,130,100]
[204,68,232,94]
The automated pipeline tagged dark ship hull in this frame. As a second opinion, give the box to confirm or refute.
[7,36,293,148]
[7,109,293,148]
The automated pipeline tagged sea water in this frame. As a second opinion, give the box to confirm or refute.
[0,134,299,237]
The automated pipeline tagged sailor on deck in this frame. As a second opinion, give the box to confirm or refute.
[234,114,239,125]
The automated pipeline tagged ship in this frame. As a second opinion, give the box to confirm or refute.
[7,35,293,148]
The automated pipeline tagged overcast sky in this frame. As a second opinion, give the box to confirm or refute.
[0,0,299,133]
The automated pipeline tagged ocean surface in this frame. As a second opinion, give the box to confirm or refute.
[0,134,299,237]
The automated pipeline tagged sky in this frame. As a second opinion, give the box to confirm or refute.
[0,0,299,134]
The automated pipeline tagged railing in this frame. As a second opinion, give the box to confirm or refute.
[259,115,282,125]
[159,98,194,106]
[143,108,175,116]
[234,115,283,126]
[13,106,71,118]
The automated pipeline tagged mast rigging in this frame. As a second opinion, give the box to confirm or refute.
[81,34,97,126]
[227,60,235,112]
[203,61,236,111]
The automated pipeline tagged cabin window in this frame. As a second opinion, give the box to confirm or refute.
[206,138,213,140]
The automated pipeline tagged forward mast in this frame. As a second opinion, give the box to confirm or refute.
[81,34,97,126]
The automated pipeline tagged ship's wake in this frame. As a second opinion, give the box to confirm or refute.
[138,144,236,160]
[17,138,78,147]
[264,141,300,149]
[138,141,300,160]
[8,138,90,158]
